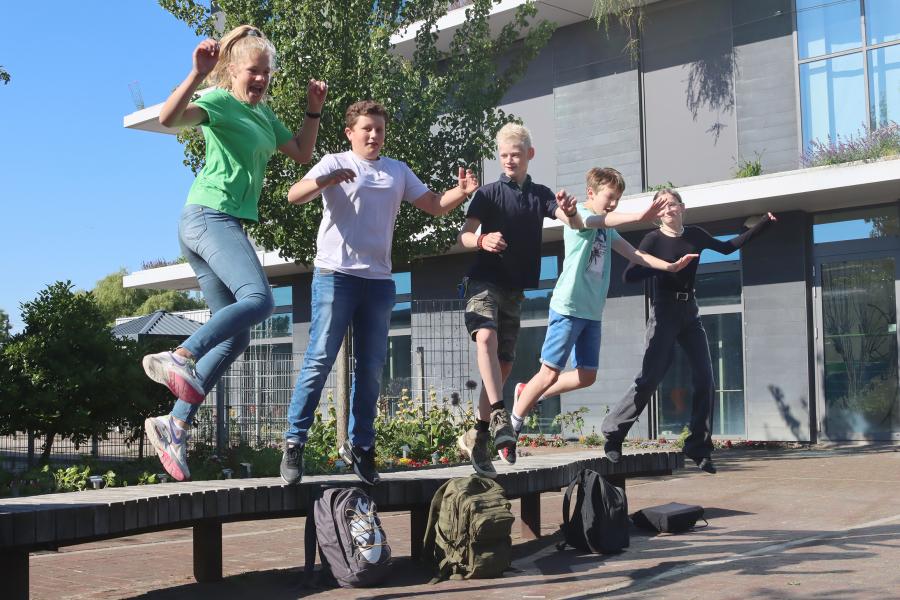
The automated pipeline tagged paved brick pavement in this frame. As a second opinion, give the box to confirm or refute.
[25,444,900,599]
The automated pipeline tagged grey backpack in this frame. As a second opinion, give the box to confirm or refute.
[304,487,392,588]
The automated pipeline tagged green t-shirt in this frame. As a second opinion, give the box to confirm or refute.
[549,205,621,322]
[186,88,293,221]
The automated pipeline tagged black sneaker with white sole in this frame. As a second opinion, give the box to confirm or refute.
[340,441,380,485]
[280,440,304,484]
[603,438,623,463]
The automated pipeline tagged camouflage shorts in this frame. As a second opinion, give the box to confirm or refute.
[463,278,525,363]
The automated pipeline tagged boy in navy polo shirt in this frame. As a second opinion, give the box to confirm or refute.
[456,122,580,477]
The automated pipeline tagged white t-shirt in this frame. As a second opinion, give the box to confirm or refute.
[305,151,429,279]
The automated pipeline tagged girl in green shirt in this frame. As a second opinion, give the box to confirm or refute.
[141,25,326,481]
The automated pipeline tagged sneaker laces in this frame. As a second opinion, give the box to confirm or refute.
[285,444,302,467]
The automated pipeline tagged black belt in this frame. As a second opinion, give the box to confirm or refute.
[655,289,695,302]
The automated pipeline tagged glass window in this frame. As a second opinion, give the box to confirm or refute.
[658,312,746,437]
[540,255,559,279]
[813,206,900,244]
[700,235,740,264]
[521,255,560,320]
[696,270,742,307]
[382,334,412,397]
[393,271,412,296]
[868,44,900,128]
[272,285,292,307]
[797,0,862,59]
[253,313,293,338]
[391,301,411,329]
[800,53,867,150]
[866,0,900,45]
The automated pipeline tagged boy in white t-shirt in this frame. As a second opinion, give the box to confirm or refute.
[280,100,478,486]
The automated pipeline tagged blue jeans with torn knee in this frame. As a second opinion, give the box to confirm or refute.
[170,204,274,425]
[284,268,395,449]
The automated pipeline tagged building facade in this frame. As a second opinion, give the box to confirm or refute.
[125,0,900,442]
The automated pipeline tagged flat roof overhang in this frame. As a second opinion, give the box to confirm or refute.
[124,157,900,291]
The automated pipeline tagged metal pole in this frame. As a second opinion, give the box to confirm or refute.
[335,327,351,449]
[416,346,426,413]
[215,381,227,455]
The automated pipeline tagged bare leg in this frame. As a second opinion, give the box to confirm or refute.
[475,328,504,420]
[512,363,560,419]
[540,368,597,398]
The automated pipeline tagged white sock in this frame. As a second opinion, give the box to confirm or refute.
[511,412,525,433]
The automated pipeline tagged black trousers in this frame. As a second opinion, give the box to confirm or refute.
[601,297,715,459]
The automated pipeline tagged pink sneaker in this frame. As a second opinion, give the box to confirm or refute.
[142,351,205,404]
[144,415,191,481]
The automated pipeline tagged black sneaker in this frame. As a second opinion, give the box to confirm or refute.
[280,440,304,484]
[603,438,623,463]
[339,441,380,485]
[694,457,717,474]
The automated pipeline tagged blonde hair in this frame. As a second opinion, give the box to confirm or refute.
[586,167,626,194]
[207,25,277,89]
[496,122,532,150]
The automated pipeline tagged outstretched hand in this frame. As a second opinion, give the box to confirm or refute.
[316,168,355,189]
[556,189,577,216]
[307,79,328,112]
[668,253,699,272]
[642,196,668,222]
[457,167,479,195]
[193,39,220,77]
[766,211,777,222]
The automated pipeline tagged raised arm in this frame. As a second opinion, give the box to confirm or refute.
[278,79,327,164]
[583,195,667,229]
[613,237,697,277]
[158,39,218,128]
[701,212,776,255]
[412,168,479,216]
[553,189,583,228]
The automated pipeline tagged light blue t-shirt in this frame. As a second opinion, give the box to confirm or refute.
[549,205,621,321]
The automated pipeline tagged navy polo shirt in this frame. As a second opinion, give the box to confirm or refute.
[465,174,559,289]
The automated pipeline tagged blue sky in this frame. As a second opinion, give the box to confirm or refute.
[1,3,205,332]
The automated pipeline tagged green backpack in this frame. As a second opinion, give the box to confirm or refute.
[422,475,515,581]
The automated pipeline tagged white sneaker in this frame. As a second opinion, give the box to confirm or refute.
[142,351,205,404]
[145,415,191,481]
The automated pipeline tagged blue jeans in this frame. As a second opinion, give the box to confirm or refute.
[285,269,395,449]
[539,309,603,371]
[171,204,274,424]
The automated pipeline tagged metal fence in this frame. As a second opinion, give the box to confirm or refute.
[1,299,479,467]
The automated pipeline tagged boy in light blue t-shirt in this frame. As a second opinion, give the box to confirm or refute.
[503,167,697,462]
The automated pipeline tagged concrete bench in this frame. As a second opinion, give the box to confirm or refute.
[0,449,682,599]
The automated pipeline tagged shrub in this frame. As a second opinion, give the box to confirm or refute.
[803,122,900,167]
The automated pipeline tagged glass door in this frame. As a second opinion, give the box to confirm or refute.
[815,255,900,440]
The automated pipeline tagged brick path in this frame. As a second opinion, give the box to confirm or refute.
[26,445,900,599]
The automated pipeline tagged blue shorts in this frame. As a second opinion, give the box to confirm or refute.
[540,308,602,371]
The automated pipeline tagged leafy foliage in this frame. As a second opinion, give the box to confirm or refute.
[92,268,205,323]
[0,282,125,461]
[592,0,644,62]
[0,66,9,85]
[734,153,763,178]
[0,308,11,346]
[802,122,900,167]
[160,0,555,267]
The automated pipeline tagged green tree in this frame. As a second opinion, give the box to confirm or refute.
[93,268,205,323]
[0,282,124,462]
[161,0,555,266]
[0,308,11,346]
[0,66,9,85]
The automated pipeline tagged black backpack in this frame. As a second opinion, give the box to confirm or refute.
[558,469,629,554]
[632,502,707,534]
[304,487,392,588]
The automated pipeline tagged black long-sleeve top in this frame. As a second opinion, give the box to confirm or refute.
[624,215,773,292]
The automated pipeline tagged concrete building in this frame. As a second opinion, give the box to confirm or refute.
[125,0,900,442]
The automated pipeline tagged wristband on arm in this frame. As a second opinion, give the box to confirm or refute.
[477,234,486,250]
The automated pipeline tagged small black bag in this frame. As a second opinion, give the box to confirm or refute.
[631,502,707,534]
[558,469,629,554]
